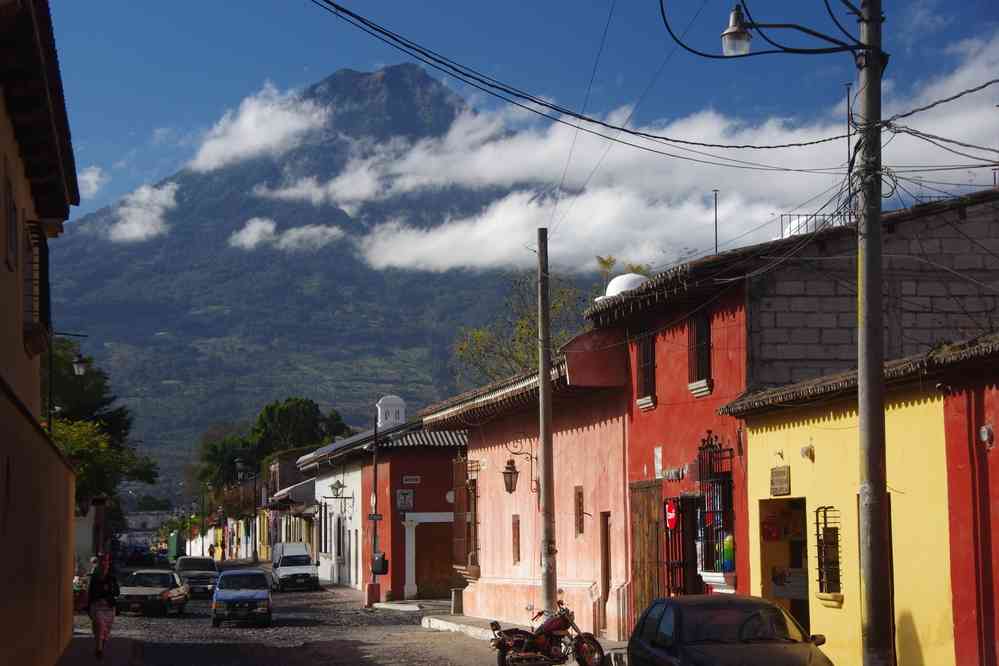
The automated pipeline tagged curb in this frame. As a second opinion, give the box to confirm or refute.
[420,616,495,641]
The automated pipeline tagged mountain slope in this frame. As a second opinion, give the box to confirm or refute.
[52,64,518,480]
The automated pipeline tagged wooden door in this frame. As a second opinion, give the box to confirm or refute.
[629,481,664,627]
[415,522,454,598]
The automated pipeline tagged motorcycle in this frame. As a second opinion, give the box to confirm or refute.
[489,601,604,666]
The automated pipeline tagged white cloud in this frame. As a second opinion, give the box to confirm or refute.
[900,0,953,49]
[252,31,999,273]
[78,166,110,199]
[228,217,344,252]
[109,182,179,243]
[228,217,278,250]
[189,83,329,172]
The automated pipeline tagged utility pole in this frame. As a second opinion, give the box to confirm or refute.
[846,82,853,217]
[537,227,557,612]
[370,416,379,584]
[712,189,719,254]
[856,1,892,664]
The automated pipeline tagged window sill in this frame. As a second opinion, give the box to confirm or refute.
[687,379,713,398]
[636,395,657,411]
[815,592,844,608]
[698,569,736,594]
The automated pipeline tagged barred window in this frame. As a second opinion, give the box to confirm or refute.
[697,435,734,573]
[512,514,520,564]
[815,506,841,594]
[638,335,656,400]
[688,311,712,384]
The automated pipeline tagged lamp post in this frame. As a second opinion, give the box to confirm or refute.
[235,457,260,564]
[660,3,891,664]
[47,331,88,434]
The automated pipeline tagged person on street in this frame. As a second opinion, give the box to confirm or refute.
[86,554,119,660]
[208,543,216,559]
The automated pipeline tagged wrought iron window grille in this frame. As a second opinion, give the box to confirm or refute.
[697,431,734,574]
[815,506,842,594]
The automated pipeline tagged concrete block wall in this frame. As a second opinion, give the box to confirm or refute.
[748,197,999,388]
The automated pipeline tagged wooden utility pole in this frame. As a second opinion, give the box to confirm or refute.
[537,227,557,612]
[856,1,892,664]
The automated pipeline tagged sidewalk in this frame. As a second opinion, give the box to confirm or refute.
[421,614,628,664]
[58,636,142,666]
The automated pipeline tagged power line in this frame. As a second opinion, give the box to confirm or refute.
[885,78,999,124]
[550,0,618,237]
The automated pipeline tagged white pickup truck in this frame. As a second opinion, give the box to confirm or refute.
[272,543,320,592]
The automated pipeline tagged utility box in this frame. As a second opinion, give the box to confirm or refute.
[372,552,389,575]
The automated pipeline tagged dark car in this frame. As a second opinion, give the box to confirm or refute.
[175,556,219,597]
[116,570,189,616]
[628,595,833,666]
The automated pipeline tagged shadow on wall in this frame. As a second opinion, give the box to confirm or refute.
[895,611,924,666]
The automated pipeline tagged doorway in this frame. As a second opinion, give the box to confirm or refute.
[759,498,810,632]
[599,512,611,635]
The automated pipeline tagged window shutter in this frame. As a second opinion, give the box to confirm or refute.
[452,457,468,566]
[512,514,520,564]
[575,486,584,536]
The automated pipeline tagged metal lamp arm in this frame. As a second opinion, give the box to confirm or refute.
[824,0,865,46]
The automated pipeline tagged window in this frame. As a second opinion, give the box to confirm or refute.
[452,456,479,570]
[815,506,841,594]
[574,486,585,536]
[687,311,712,396]
[640,602,666,644]
[656,606,675,645]
[512,514,520,564]
[637,334,656,406]
[4,165,15,271]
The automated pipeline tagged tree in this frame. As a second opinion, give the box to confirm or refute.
[452,271,586,387]
[52,418,158,512]
[136,495,172,511]
[251,397,347,456]
[596,255,617,290]
[42,338,133,446]
[195,433,249,489]
[623,262,653,277]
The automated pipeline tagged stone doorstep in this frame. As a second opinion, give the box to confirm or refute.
[421,614,629,665]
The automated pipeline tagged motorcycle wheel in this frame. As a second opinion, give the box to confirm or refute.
[574,635,604,666]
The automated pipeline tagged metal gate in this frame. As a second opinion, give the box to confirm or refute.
[664,495,703,596]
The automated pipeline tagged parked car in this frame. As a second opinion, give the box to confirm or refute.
[211,569,272,627]
[117,570,189,616]
[628,595,833,666]
[274,552,320,592]
[175,556,219,597]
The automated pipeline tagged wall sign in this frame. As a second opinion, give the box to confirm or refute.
[654,447,663,479]
[396,489,415,511]
[665,500,678,530]
[770,465,791,496]
[402,475,421,485]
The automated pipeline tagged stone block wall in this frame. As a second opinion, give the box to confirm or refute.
[747,196,999,388]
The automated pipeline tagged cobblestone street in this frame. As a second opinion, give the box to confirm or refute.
[63,586,495,665]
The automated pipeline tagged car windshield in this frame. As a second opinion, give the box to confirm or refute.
[279,555,312,567]
[218,574,269,590]
[680,604,806,644]
[129,573,173,588]
[178,558,216,572]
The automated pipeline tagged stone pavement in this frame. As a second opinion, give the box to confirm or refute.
[58,634,142,666]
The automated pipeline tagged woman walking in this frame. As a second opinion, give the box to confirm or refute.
[87,554,119,659]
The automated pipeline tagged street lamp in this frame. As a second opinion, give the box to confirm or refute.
[660,2,891,664]
[47,331,88,434]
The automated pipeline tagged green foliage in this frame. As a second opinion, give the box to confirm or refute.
[596,255,617,290]
[195,432,250,489]
[452,271,587,387]
[136,494,172,511]
[251,397,349,457]
[42,338,133,446]
[623,262,653,277]
[52,418,158,511]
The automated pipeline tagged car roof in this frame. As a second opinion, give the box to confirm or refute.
[651,595,780,609]
[131,569,176,575]
[218,568,268,576]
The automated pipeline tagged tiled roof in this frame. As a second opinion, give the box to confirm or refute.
[585,189,999,326]
[296,420,466,469]
[420,358,569,429]
[718,331,999,418]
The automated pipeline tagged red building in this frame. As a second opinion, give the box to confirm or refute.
[942,338,999,666]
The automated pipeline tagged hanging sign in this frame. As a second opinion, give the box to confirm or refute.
[771,465,791,496]
[665,500,678,530]
[396,489,415,511]
[402,475,421,485]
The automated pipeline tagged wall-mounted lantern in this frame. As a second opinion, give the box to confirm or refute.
[72,353,87,376]
[502,459,520,494]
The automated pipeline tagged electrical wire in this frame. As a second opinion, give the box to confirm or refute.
[885,78,999,124]
[549,0,618,237]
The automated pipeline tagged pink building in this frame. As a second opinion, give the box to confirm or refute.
[422,329,633,640]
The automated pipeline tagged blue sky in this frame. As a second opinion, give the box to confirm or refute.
[53,0,999,269]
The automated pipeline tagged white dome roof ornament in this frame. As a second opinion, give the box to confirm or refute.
[376,395,406,428]
[602,273,649,300]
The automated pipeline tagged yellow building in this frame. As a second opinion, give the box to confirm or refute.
[0,2,80,664]
[720,356,964,666]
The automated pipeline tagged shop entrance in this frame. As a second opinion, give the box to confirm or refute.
[759,498,810,632]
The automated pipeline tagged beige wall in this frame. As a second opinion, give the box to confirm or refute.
[0,102,44,418]
[745,388,955,666]
[1,388,75,665]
